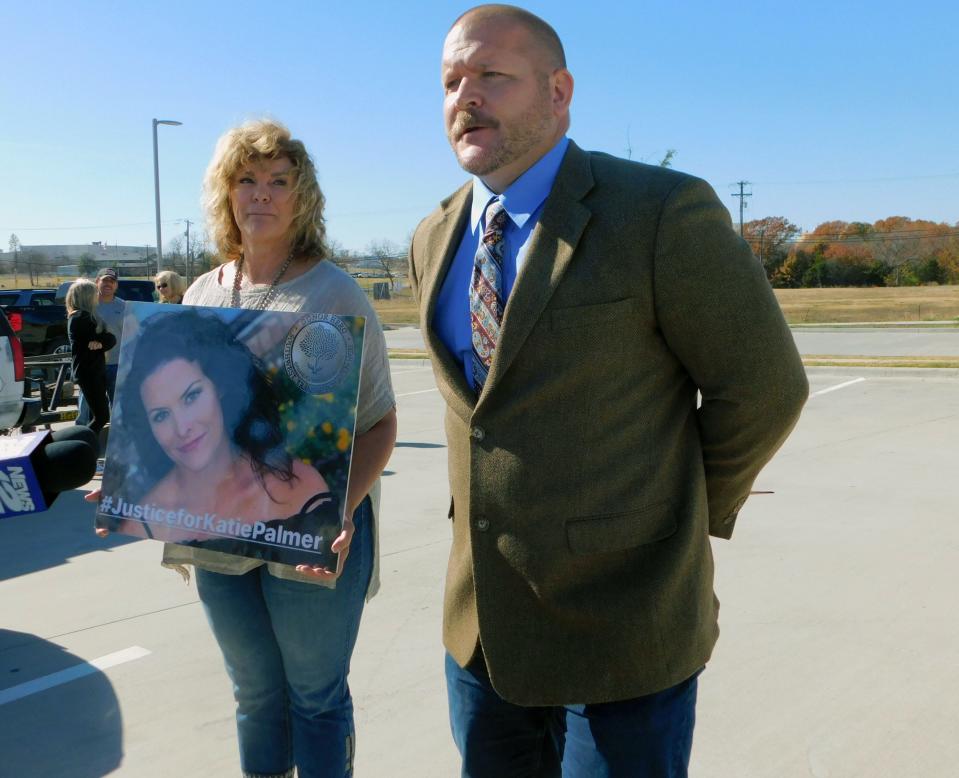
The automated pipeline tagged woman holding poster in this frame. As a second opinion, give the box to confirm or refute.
[100,119,396,778]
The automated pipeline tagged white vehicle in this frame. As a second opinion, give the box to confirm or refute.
[0,310,41,431]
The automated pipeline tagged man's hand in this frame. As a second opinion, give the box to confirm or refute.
[88,340,103,351]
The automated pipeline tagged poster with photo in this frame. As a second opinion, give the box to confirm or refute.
[95,303,365,570]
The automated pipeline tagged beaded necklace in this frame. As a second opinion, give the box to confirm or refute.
[230,250,296,310]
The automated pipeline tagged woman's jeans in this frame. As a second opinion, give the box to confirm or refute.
[196,498,373,778]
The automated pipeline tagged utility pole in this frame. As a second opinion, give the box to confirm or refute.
[152,118,183,274]
[730,181,752,237]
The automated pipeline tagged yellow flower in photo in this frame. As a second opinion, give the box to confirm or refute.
[322,421,333,434]
[336,428,351,452]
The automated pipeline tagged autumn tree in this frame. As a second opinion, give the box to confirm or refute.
[743,217,800,279]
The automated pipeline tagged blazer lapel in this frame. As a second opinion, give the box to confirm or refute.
[420,183,476,419]
[479,142,594,399]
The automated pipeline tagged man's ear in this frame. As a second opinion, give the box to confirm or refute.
[550,68,574,116]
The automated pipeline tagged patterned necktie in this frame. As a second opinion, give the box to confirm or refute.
[469,198,509,390]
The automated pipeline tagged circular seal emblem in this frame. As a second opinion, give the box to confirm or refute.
[283,314,354,393]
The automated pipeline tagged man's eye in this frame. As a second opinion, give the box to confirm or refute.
[444,78,461,92]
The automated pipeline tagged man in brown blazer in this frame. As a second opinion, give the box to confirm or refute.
[408,5,808,775]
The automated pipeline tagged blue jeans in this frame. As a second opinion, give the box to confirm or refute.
[446,653,700,778]
[196,498,373,778]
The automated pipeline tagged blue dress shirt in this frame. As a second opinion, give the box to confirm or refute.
[433,137,570,391]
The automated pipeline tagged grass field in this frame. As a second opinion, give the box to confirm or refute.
[373,286,959,328]
[7,274,959,327]
[774,286,959,324]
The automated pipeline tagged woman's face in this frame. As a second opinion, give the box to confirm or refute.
[155,278,175,302]
[229,156,297,247]
[140,358,229,473]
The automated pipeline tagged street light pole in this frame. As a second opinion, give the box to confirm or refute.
[153,118,182,274]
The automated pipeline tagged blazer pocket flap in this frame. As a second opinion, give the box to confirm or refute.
[565,502,676,555]
[550,297,636,331]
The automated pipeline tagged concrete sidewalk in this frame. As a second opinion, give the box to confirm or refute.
[386,323,959,358]
[1,362,958,776]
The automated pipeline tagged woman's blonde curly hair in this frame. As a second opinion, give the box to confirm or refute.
[203,119,329,263]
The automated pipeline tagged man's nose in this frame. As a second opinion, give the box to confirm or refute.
[453,78,482,110]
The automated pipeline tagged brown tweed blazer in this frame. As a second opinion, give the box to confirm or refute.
[409,141,808,706]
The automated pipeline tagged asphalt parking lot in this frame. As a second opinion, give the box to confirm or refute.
[2,340,958,776]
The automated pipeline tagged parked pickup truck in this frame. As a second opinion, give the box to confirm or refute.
[0,310,42,431]
[0,289,68,357]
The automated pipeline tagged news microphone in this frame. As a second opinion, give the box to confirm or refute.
[30,426,99,500]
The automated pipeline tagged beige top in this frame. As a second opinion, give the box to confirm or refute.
[161,259,395,598]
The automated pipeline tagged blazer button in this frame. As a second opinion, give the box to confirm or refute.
[470,426,485,442]
[475,517,490,532]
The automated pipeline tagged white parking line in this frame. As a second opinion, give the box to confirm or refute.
[396,388,440,398]
[810,377,866,397]
[0,646,151,706]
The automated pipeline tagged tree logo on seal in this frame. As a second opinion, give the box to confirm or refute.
[284,314,354,393]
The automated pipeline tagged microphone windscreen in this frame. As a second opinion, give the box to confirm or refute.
[32,427,99,495]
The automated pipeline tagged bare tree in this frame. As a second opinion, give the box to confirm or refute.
[327,238,354,271]
[366,239,403,289]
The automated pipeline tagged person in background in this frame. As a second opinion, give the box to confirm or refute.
[76,267,125,428]
[154,270,187,303]
[94,268,125,402]
[66,279,115,436]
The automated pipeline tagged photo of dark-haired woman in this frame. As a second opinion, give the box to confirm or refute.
[102,307,340,564]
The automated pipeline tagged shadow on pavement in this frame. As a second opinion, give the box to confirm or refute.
[0,629,123,777]
[0,489,139,581]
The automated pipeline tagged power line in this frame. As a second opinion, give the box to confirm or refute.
[744,230,959,245]
[0,220,182,232]
[752,172,959,186]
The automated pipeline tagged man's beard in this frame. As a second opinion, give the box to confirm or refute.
[447,91,554,177]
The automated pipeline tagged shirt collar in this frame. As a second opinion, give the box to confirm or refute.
[470,137,570,231]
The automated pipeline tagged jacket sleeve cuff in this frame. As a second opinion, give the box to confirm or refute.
[709,495,748,539]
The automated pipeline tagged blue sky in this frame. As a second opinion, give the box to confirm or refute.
[3,0,956,253]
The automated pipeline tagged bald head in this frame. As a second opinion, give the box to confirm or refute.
[451,4,566,71]
[442,4,574,191]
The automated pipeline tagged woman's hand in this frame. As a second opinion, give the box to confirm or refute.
[295,512,356,581]
[88,340,103,351]
[85,488,110,537]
